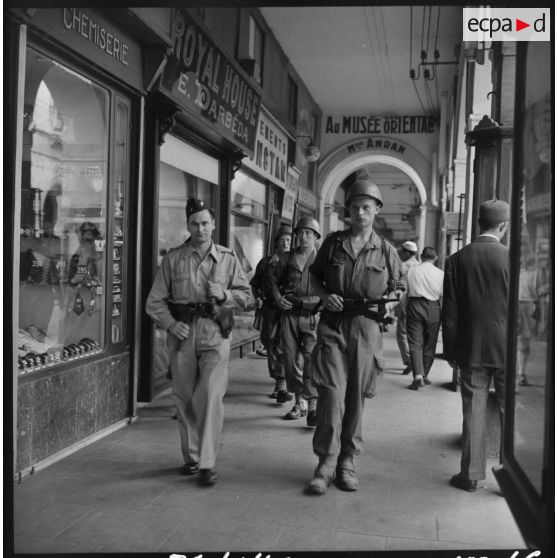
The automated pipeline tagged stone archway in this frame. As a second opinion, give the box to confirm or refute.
[317,145,430,246]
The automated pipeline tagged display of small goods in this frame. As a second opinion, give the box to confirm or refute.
[111,184,124,343]
[17,328,101,374]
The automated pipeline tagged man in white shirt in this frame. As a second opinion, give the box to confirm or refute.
[405,247,444,390]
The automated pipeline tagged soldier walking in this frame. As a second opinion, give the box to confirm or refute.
[306,179,403,494]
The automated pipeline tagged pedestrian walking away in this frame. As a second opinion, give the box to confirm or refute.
[270,217,322,426]
[442,199,510,492]
[306,179,403,495]
[405,246,444,391]
[394,240,420,375]
[146,198,252,486]
[250,225,293,400]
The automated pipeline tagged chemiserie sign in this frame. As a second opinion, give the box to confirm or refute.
[160,9,261,154]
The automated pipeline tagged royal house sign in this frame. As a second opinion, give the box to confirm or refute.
[160,9,262,154]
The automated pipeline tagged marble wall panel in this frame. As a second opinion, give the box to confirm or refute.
[16,354,130,473]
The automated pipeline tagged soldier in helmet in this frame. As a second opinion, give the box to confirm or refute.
[269,216,322,426]
[146,199,252,486]
[250,225,293,399]
[306,179,403,494]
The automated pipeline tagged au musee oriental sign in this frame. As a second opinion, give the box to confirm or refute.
[325,114,436,135]
[160,10,261,154]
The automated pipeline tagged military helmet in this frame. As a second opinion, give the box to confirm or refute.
[345,179,383,207]
[294,216,321,239]
[274,224,293,241]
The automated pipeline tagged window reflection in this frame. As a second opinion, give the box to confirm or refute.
[18,48,109,373]
[513,42,550,495]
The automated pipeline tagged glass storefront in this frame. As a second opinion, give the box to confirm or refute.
[511,42,551,496]
[230,170,269,347]
[18,48,110,373]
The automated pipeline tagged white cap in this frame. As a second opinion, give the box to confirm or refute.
[401,241,418,253]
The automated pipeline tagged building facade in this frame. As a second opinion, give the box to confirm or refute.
[7,6,321,475]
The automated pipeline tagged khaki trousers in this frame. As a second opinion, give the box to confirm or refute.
[280,312,318,400]
[168,316,230,469]
[311,315,382,473]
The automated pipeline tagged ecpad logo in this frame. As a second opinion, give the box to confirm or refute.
[463,8,550,42]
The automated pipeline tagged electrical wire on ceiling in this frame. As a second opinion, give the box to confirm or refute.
[409,6,430,117]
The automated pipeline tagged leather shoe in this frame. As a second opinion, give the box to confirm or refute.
[306,470,334,495]
[306,409,318,427]
[423,377,432,386]
[450,473,477,492]
[179,461,199,475]
[335,468,358,491]
[402,364,412,375]
[199,468,219,486]
[276,390,293,404]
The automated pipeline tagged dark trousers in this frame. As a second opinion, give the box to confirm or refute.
[459,365,505,480]
[406,297,441,378]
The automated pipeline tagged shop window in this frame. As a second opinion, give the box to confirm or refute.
[18,48,112,374]
[494,41,552,550]
[248,15,264,85]
[231,170,266,221]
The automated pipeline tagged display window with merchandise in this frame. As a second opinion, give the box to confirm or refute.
[16,46,130,374]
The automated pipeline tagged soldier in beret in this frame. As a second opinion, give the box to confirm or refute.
[442,199,510,492]
[146,199,252,486]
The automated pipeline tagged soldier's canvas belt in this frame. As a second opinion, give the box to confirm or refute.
[169,302,213,322]
[342,300,384,321]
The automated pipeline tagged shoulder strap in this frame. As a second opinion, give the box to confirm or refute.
[380,236,395,291]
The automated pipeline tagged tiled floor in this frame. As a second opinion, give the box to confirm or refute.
[12,331,526,554]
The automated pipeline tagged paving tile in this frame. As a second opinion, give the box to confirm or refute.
[272,525,387,552]
[14,533,103,553]
[14,501,95,537]
[55,506,185,551]
[158,516,282,552]
[386,536,485,551]
[437,507,526,548]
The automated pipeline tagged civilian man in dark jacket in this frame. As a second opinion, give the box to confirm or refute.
[442,199,510,492]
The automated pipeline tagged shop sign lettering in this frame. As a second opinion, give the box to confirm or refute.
[62,8,129,65]
[347,138,406,155]
[325,114,435,135]
[281,166,300,221]
[243,109,288,188]
[160,10,261,154]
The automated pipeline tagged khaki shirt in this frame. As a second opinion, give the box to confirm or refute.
[270,248,319,303]
[146,240,252,331]
[310,229,402,300]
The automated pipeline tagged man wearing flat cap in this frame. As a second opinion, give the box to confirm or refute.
[394,240,420,375]
[442,199,510,492]
[146,199,251,486]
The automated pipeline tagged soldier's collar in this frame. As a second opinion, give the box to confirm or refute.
[339,228,381,249]
[187,240,218,261]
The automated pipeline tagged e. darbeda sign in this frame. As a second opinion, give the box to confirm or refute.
[325,115,435,135]
[160,10,261,154]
